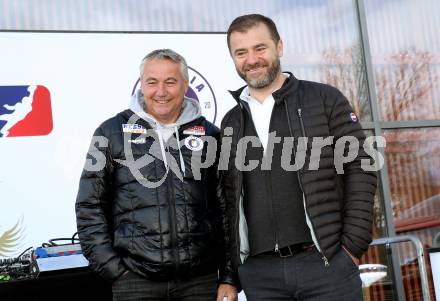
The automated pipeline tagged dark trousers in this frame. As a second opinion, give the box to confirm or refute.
[238,247,363,301]
[112,271,218,301]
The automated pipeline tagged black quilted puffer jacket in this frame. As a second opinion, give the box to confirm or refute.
[219,73,377,270]
[76,107,235,285]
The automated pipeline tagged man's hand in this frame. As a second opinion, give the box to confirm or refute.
[342,245,360,266]
[216,283,238,301]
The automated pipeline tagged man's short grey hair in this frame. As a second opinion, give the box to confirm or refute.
[139,49,189,81]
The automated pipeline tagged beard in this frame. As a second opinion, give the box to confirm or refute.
[237,57,281,89]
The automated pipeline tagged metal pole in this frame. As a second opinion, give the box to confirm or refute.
[354,1,407,299]
[371,235,431,301]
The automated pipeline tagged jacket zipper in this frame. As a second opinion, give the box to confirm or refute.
[266,170,280,253]
[265,108,280,252]
[235,104,245,264]
[285,101,329,267]
[166,149,180,275]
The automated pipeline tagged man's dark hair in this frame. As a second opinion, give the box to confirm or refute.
[227,14,281,51]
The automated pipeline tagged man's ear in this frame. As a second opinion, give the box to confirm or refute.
[277,39,284,58]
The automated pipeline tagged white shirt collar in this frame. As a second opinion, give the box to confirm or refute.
[239,86,252,103]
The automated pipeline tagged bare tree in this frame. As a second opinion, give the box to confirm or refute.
[375,49,439,121]
[321,47,439,121]
[321,44,370,119]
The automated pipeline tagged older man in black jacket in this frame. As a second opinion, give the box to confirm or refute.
[218,14,377,301]
[75,49,237,301]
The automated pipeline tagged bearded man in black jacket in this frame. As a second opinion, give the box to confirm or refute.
[75,49,237,301]
[218,14,378,301]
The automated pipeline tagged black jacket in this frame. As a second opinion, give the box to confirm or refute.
[76,108,235,285]
[219,74,377,270]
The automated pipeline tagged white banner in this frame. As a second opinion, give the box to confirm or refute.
[0,32,243,256]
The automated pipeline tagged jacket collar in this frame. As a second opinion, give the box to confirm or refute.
[228,72,299,105]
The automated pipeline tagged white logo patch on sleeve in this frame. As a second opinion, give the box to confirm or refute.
[349,112,358,122]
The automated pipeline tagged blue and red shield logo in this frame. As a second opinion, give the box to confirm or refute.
[0,85,53,138]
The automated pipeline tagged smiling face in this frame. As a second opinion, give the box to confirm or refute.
[229,23,283,90]
[140,58,189,124]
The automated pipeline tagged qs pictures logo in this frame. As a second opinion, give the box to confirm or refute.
[0,218,25,257]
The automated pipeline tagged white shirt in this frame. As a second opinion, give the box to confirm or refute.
[239,87,275,152]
